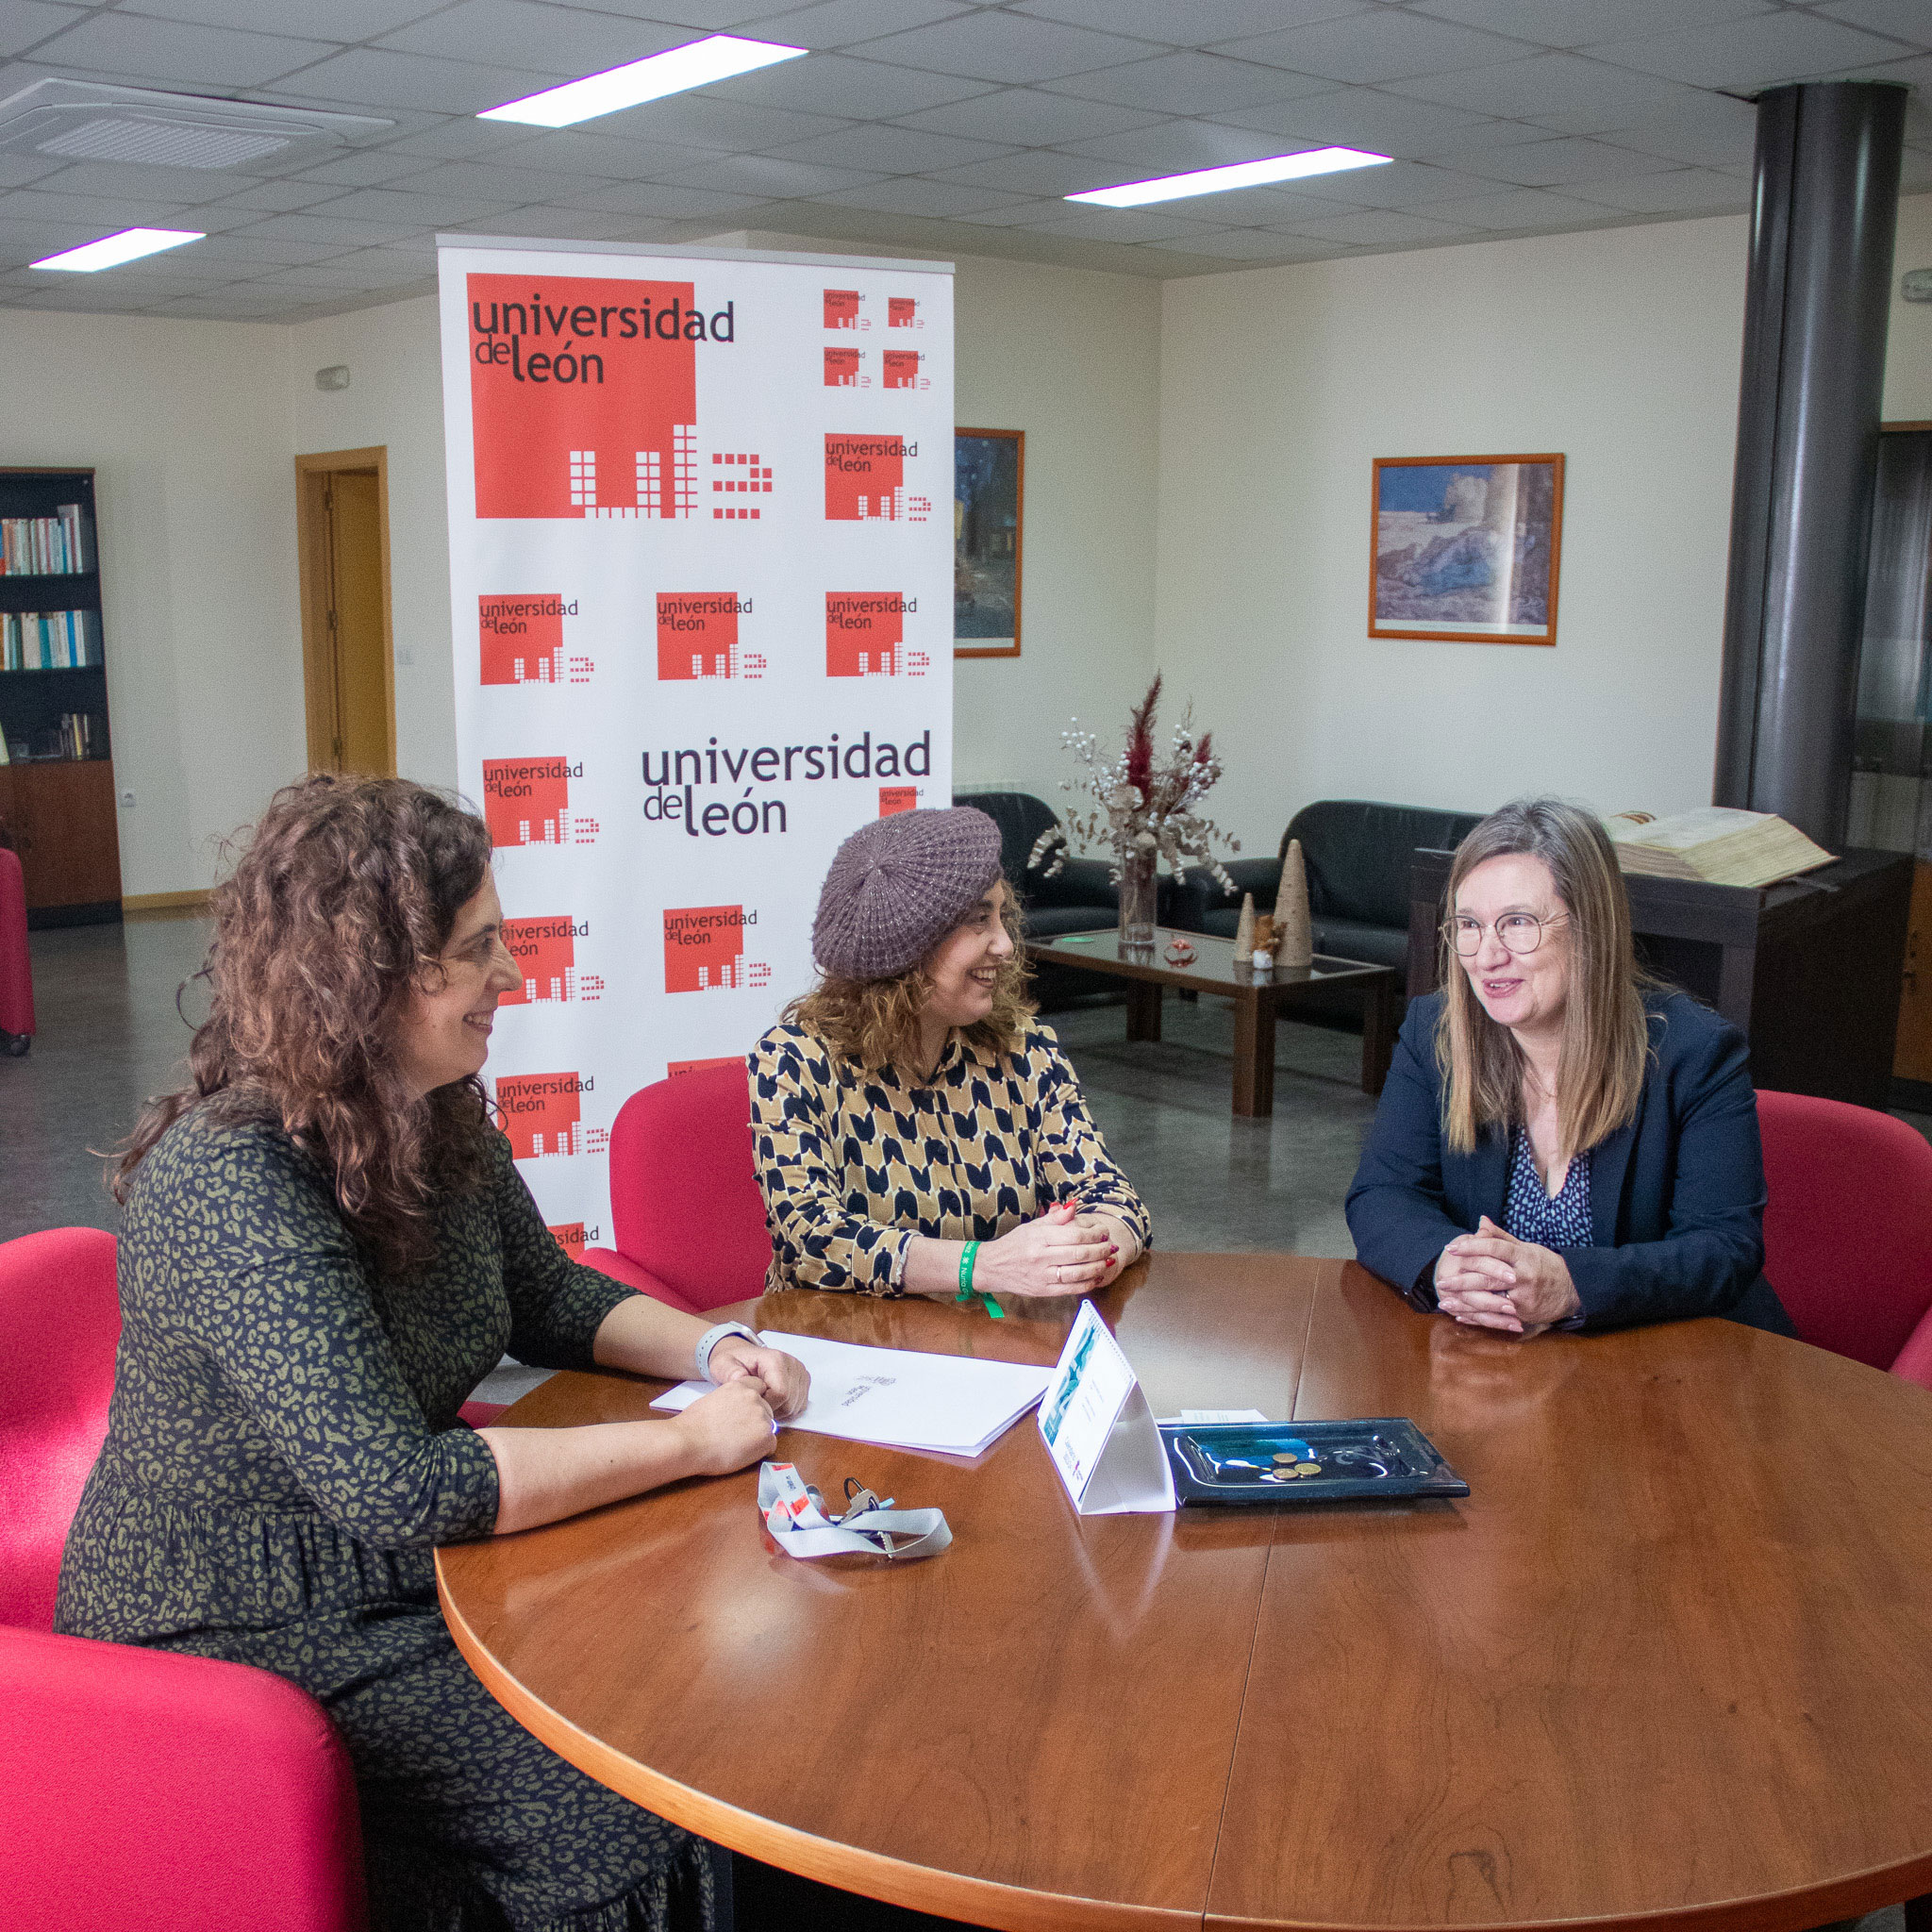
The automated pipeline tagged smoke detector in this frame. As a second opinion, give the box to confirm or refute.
[0,78,391,170]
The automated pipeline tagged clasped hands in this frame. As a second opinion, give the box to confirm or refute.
[1434,1216,1581,1338]
[978,1201,1132,1299]
[677,1339,812,1473]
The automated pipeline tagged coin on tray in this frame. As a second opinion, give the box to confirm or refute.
[1295,1461,1322,1475]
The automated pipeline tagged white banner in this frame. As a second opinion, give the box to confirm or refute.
[438,238,955,1253]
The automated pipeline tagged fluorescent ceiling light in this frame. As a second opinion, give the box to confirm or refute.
[31,226,205,271]
[1067,146,1393,208]
[480,34,807,128]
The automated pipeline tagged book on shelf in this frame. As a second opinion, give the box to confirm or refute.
[1,608,101,671]
[1605,808,1835,889]
[0,505,91,575]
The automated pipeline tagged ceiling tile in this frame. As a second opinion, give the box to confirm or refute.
[396,160,616,200]
[272,254,436,288]
[1021,205,1233,243]
[26,12,340,86]
[1457,135,1676,186]
[651,152,884,195]
[262,47,556,113]
[1207,86,1500,158]
[1407,0,1770,49]
[455,206,677,239]
[0,185,214,228]
[1818,0,1932,47]
[299,185,516,224]
[0,151,67,188]
[1820,48,1932,84]
[558,179,766,216]
[190,232,358,263]
[1387,51,1708,125]
[131,0,445,33]
[561,0,795,25]
[1216,12,1538,84]
[475,127,716,175]
[1152,180,1369,222]
[583,92,850,149]
[1581,14,1916,89]
[1057,121,1301,173]
[703,49,992,116]
[1278,205,1474,245]
[891,87,1166,145]
[1019,0,1369,41]
[808,176,1034,216]
[152,289,305,316]
[26,158,259,204]
[733,0,973,51]
[1416,184,1626,228]
[945,194,1064,225]
[1050,49,1336,114]
[293,151,444,187]
[759,123,1009,172]
[1584,97,1759,168]
[231,208,434,243]
[925,148,1131,194]
[375,1,687,77]
[379,120,539,159]
[1318,158,1524,205]
[210,178,351,212]
[1567,166,1752,213]
[0,2,80,58]
[857,11,1156,83]
[1141,227,1357,259]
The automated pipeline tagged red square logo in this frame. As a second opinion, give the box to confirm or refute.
[879,787,917,815]
[824,289,859,329]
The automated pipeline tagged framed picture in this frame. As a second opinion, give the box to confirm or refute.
[955,427,1024,659]
[1370,453,1564,645]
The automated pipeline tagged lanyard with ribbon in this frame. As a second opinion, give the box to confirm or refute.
[758,1462,952,1561]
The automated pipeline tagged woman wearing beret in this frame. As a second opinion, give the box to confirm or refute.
[750,806,1151,1305]
[58,774,808,1932]
[1346,796,1793,1338]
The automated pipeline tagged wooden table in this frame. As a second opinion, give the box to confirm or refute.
[1025,927,1400,1115]
[438,1258,1932,1932]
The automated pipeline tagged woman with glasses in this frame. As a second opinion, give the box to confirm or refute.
[1346,796,1793,1338]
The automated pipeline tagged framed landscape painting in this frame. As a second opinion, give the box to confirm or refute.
[1370,453,1564,645]
[955,427,1024,659]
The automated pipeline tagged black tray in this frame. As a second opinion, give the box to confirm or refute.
[1161,1418,1468,1507]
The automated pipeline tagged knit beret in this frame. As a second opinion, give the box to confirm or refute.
[812,807,1005,981]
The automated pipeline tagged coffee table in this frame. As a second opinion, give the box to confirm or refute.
[438,1258,1932,1932]
[1026,926,1399,1116]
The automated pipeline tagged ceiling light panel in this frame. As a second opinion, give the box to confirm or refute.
[32,227,207,271]
[1068,147,1394,208]
[480,36,808,128]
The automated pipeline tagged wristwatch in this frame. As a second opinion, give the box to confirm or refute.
[695,1321,760,1382]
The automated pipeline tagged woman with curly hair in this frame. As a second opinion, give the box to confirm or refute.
[750,806,1150,1306]
[55,774,808,1932]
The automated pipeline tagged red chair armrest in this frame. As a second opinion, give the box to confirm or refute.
[1892,1301,1932,1392]
[0,1624,365,1932]
[579,1246,704,1315]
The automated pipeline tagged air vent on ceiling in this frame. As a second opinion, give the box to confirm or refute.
[0,78,391,171]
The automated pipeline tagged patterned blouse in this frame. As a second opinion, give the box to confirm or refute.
[748,1019,1152,1295]
[1504,1124,1593,1248]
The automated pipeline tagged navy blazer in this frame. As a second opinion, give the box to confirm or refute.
[1346,990,1794,1335]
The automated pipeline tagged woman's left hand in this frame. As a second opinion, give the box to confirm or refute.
[1074,1210,1138,1287]
[706,1340,810,1420]
[1436,1217,1581,1336]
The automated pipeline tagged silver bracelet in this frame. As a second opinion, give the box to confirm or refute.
[696,1321,760,1382]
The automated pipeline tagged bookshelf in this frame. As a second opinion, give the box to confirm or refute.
[0,468,122,924]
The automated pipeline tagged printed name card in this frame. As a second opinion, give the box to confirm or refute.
[1038,1302,1175,1516]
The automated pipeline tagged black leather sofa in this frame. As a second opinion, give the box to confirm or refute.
[1168,799,1485,973]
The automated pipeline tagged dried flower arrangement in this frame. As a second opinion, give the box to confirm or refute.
[1028,674,1241,891]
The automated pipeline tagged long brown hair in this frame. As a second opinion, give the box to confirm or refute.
[786,883,1034,1071]
[1437,797,1652,1159]
[114,774,499,1276]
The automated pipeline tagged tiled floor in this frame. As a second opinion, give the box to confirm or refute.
[1,917,1915,1932]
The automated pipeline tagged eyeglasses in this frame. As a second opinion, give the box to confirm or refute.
[1445,911,1568,958]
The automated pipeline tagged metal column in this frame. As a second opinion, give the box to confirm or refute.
[1713,80,1907,849]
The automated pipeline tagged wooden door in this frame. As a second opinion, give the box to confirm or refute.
[296,449,394,777]
[1894,860,1932,1081]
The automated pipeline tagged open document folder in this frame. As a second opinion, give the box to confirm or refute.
[651,1330,1053,1457]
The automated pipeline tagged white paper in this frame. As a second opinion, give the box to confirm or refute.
[1158,1408,1269,1424]
[651,1331,1051,1456]
[1038,1302,1175,1515]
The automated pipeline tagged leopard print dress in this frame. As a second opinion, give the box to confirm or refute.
[55,1107,720,1932]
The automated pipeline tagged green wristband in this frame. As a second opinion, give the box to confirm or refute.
[954,1241,1003,1320]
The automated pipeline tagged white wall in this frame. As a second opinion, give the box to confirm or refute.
[1155,192,1932,856]
[0,308,299,897]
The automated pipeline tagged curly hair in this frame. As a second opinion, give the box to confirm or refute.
[113,774,499,1278]
[785,882,1035,1070]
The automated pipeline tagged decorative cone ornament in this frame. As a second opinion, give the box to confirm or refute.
[1275,839,1313,969]
[1232,892,1257,963]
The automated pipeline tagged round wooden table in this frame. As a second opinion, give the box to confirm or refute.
[437,1256,1932,1932]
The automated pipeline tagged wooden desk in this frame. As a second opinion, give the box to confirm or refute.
[1025,927,1400,1115]
[438,1257,1932,1932]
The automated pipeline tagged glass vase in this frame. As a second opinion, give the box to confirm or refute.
[1118,846,1157,953]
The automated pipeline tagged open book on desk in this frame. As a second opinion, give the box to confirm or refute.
[1605,808,1834,889]
[651,1330,1053,1457]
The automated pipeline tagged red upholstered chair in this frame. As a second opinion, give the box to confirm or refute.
[0,842,34,1054]
[1757,1090,1932,1383]
[0,1228,367,1930]
[582,1059,774,1313]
